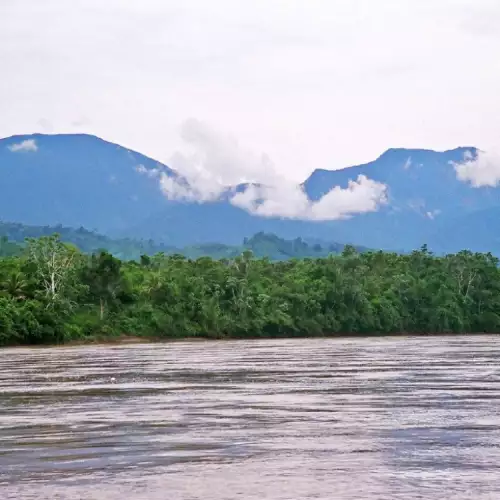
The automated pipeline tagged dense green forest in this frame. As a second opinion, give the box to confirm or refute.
[1,234,499,345]
[0,222,363,261]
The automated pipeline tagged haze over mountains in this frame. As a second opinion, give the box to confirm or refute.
[1,132,498,254]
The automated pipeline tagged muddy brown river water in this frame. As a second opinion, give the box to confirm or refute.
[1,337,500,499]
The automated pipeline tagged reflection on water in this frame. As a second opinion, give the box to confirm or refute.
[1,337,500,499]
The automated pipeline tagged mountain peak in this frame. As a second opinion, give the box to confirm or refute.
[0,132,177,236]
[3,133,173,160]
[4,132,101,141]
[305,147,475,184]
[377,146,476,162]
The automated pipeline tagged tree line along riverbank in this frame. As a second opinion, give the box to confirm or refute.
[1,235,499,346]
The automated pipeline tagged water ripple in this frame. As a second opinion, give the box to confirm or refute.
[1,336,500,499]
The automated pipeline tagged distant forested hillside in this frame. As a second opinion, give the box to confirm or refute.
[0,222,363,260]
[0,222,174,260]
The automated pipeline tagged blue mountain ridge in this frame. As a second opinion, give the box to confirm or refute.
[1,133,497,253]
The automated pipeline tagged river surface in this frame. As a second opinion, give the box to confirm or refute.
[1,337,500,499]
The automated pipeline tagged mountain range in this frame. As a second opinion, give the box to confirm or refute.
[0,133,497,254]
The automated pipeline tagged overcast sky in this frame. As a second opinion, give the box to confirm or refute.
[1,0,499,182]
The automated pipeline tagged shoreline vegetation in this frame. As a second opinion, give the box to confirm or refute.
[1,235,500,347]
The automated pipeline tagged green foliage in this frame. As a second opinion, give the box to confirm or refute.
[0,236,22,257]
[80,251,123,319]
[1,234,500,345]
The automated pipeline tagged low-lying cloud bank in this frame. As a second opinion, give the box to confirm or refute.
[140,119,388,220]
[7,139,38,152]
[230,176,387,220]
[454,150,500,187]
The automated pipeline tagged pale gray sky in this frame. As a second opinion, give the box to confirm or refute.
[1,0,500,183]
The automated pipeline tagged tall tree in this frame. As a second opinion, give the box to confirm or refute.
[83,250,123,320]
[26,235,78,307]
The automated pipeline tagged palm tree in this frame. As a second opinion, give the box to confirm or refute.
[1,271,29,300]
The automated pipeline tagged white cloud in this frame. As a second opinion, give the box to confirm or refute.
[453,150,500,187]
[160,118,280,202]
[158,174,204,202]
[231,183,312,218]
[230,175,387,220]
[7,139,38,152]
[309,176,388,220]
[135,164,161,178]
[158,120,388,219]
[426,209,441,220]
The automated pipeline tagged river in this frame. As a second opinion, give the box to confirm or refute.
[1,336,500,499]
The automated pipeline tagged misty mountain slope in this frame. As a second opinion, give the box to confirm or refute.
[0,133,174,234]
[0,133,326,246]
[0,133,363,247]
[1,133,497,252]
[301,146,500,250]
[131,146,489,250]
[125,198,331,246]
[427,207,500,255]
[305,147,487,215]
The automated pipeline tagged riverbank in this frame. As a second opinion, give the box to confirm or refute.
[2,237,499,346]
[61,334,212,347]
[5,331,495,349]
